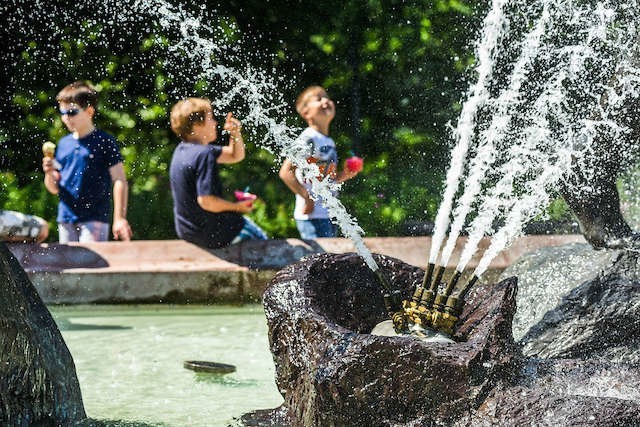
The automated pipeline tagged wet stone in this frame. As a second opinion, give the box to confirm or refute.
[244,253,640,426]
[0,242,86,425]
[252,253,520,426]
[521,251,640,362]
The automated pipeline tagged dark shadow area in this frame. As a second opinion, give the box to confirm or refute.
[210,238,326,269]
[74,419,165,427]
[55,319,131,331]
[193,373,260,387]
[6,242,109,272]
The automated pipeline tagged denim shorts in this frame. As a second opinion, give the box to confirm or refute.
[231,216,269,244]
[296,218,336,239]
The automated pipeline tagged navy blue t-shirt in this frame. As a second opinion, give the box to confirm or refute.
[169,142,244,249]
[55,129,122,223]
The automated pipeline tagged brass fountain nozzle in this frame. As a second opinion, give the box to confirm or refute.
[459,275,479,301]
[375,268,401,314]
[430,295,461,336]
[414,264,444,310]
[430,265,445,293]
[392,263,441,332]
[430,274,481,336]
[392,263,438,333]
[444,270,462,298]
[414,263,436,302]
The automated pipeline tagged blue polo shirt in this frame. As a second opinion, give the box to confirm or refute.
[55,129,122,223]
[169,142,244,249]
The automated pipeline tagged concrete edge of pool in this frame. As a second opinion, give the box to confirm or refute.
[7,235,586,304]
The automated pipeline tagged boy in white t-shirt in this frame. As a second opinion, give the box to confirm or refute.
[279,86,361,239]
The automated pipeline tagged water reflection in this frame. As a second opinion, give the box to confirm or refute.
[193,373,260,387]
[51,304,282,427]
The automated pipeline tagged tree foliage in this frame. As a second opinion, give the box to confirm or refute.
[0,0,482,240]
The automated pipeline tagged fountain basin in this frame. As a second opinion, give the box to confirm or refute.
[7,235,584,304]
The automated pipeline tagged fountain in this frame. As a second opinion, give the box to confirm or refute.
[244,0,640,425]
[2,0,640,425]
[1,1,399,425]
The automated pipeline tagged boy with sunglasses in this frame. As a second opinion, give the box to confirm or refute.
[42,81,132,242]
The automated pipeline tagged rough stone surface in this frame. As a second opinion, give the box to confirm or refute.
[259,253,520,427]
[521,251,640,362]
[463,358,640,425]
[250,253,640,426]
[0,242,86,425]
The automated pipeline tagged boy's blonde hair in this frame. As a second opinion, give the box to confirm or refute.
[56,81,98,109]
[295,85,326,116]
[170,98,213,140]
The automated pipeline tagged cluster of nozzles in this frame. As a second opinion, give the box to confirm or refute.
[391,264,479,338]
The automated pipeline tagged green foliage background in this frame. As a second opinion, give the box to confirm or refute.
[0,0,495,241]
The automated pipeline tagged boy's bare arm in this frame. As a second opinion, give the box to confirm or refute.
[279,159,314,214]
[197,195,253,214]
[279,160,309,197]
[218,112,245,164]
[109,162,133,241]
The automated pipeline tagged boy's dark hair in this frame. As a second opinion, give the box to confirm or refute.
[56,81,98,109]
[170,98,213,140]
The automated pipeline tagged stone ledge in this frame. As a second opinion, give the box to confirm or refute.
[7,235,586,304]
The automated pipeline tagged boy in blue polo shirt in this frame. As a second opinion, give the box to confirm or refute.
[42,81,132,242]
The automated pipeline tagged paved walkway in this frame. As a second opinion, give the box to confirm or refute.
[7,235,586,304]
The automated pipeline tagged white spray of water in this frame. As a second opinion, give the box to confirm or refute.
[428,0,509,265]
[438,4,550,271]
[456,68,567,273]
[473,147,572,276]
[454,0,639,276]
[135,0,380,271]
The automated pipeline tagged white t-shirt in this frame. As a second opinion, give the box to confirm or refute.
[293,127,338,220]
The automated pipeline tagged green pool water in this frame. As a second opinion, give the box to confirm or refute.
[49,304,283,427]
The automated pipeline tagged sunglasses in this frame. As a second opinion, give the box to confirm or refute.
[59,108,82,117]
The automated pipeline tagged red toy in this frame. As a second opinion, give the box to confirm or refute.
[346,156,364,173]
[234,190,257,206]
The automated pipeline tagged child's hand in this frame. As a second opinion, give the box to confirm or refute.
[302,196,314,214]
[42,157,56,174]
[223,112,242,135]
[236,199,255,214]
[112,218,133,241]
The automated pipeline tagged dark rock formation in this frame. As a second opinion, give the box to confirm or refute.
[559,131,639,250]
[521,251,640,362]
[0,242,86,425]
[248,253,640,426]
[259,253,520,426]
[467,358,640,425]
[500,243,618,340]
